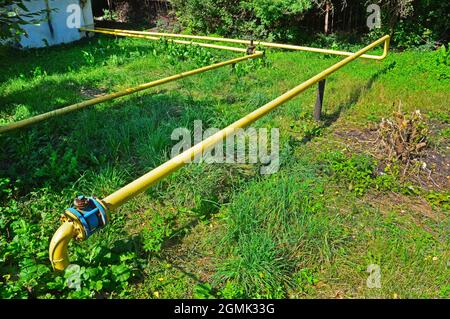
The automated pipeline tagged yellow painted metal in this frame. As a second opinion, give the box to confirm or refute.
[49,35,389,271]
[80,28,252,54]
[103,35,389,210]
[49,222,75,271]
[94,27,390,61]
[0,53,262,134]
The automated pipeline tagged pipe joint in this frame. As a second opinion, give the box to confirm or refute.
[246,39,256,55]
[64,196,109,241]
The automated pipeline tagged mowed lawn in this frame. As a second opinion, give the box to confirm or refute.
[0,35,448,299]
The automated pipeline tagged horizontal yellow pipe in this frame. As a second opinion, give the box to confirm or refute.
[80,28,253,54]
[103,35,390,210]
[0,53,262,134]
[49,35,389,271]
[94,27,390,61]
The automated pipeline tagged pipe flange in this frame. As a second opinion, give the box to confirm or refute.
[246,39,256,55]
[63,196,108,241]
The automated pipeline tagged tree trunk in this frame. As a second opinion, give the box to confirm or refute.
[331,3,334,33]
[107,0,113,19]
[324,1,330,34]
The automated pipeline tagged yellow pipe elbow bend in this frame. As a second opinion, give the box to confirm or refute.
[49,221,75,271]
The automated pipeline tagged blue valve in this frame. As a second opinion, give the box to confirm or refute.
[65,196,108,240]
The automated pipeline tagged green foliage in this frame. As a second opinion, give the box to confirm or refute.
[78,37,215,69]
[436,45,450,66]
[440,284,450,298]
[321,151,398,195]
[101,8,119,21]
[427,111,449,124]
[292,268,319,294]
[159,40,216,66]
[416,44,450,80]
[169,0,243,35]
[1,33,448,299]
[0,178,139,298]
[434,44,450,80]
[82,50,96,66]
[142,212,173,253]
[107,54,126,67]
[294,111,324,138]
[0,0,48,42]
[170,0,313,39]
[241,0,312,39]
[219,281,245,298]
[393,23,433,48]
[193,282,215,299]
[35,148,79,185]
[425,191,450,211]
[325,152,377,195]
[172,0,448,47]
[366,1,449,48]
[0,178,13,198]
[215,170,341,298]
[233,55,271,77]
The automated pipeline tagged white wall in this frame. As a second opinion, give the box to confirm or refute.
[17,0,93,48]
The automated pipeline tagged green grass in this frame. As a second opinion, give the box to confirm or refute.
[0,35,449,299]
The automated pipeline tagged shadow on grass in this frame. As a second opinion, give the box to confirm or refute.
[0,36,162,84]
[0,90,220,195]
[105,224,220,295]
[294,61,397,145]
[321,61,397,126]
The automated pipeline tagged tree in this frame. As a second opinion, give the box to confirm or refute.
[367,0,414,31]
[0,0,48,42]
[313,0,351,34]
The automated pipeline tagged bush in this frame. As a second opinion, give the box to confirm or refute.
[170,0,313,39]
[0,179,140,298]
[321,151,399,196]
[0,0,48,42]
[170,0,449,47]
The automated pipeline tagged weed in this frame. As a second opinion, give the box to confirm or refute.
[0,179,139,298]
[291,268,319,295]
[81,50,95,66]
[158,40,217,67]
[193,283,215,299]
[321,151,398,195]
[233,55,271,77]
[32,66,47,78]
[35,148,79,186]
[142,211,174,253]
[214,170,340,298]
[425,191,450,211]
[101,9,118,21]
[0,35,448,299]
[418,44,450,80]
[378,110,429,163]
[440,284,450,298]
[428,111,450,124]
[219,281,245,299]
[106,54,126,67]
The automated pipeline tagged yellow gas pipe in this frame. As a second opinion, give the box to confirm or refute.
[49,222,75,271]
[91,27,390,61]
[49,35,390,271]
[0,53,262,134]
[80,27,251,54]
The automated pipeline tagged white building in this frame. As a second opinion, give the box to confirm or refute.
[9,0,94,48]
